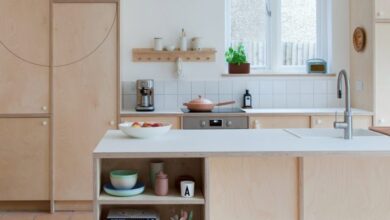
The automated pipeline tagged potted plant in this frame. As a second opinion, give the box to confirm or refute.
[225,44,250,74]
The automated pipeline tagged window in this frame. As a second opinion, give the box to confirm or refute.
[227,0,329,72]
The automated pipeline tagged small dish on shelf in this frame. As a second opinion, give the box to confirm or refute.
[103,182,145,197]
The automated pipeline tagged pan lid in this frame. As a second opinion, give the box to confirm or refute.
[186,95,213,105]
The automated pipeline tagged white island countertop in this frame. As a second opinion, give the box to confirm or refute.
[94,129,390,158]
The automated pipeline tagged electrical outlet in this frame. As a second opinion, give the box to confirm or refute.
[356,80,364,91]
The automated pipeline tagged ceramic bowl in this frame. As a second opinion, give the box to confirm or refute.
[104,182,145,197]
[119,122,172,139]
[110,170,138,189]
[165,45,176,51]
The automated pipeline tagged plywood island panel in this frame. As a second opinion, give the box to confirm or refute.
[53,2,118,201]
[303,157,390,220]
[208,157,298,220]
[0,0,50,114]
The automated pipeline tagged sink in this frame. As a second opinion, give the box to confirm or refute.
[285,128,383,139]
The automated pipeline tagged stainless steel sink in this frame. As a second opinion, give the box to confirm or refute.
[285,128,383,139]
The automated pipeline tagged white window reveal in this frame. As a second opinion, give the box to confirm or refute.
[227,0,329,73]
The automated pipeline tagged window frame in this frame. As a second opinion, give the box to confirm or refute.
[226,0,330,73]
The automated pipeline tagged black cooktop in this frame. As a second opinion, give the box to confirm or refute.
[181,108,245,113]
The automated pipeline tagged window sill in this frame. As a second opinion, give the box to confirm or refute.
[221,72,336,77]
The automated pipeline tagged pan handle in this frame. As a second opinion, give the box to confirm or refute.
[183,103,188,106]
[215,101,236,106]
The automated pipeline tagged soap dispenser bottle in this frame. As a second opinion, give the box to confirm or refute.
[243,90,252,109]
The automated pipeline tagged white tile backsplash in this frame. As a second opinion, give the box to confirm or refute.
[219,80,233,94]
[164,81,178,95]
[314,94,328,108]
[205,81,219,94]
[259,94,273,108]
[314,80,328,94]
[178,81,192,95]
[300,94,314,108]
[260,80,273,95]
[233,80,247,95]
[154,81,165,95]
[246,81,260,95]
[164,95,178,110]
[154,94,165,111]
[273,94,287,108]
[286,93,301,108]
[121,78,339,111]
[191,81,205,97]
[300,80,314,94]
[286,80,301,94]
[273,80,287,94]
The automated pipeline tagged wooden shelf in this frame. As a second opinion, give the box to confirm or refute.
[132,48,216,62]
[98,188,205,205]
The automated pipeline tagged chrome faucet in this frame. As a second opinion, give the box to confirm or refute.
[334,70,353,139]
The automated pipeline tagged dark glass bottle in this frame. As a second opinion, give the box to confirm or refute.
[243,89,252,108]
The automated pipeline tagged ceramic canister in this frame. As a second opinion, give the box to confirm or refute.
[150,161,164,187]
[191,37,202,50]
[180,180,195,198]
[154,171,169,196]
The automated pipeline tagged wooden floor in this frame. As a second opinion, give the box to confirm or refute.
[0,212,92,220]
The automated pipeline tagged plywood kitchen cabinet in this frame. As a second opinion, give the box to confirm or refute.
[0,0,50,114]
[121,116,181,129]
[374,23,390,126]
[0,118,49,200]
[375,0,390,19]
[208,157,298,220]
[303,157,390,220]
[249,116,310,129]
[53,2,118,201]
[311,116,373,129]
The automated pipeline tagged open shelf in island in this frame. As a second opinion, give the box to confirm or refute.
[98,188,205,205]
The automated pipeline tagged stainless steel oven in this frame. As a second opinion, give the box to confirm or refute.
[181,108,249,130]
[183,116,248,129]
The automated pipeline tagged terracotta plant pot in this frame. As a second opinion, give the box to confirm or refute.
[229,63,250,74]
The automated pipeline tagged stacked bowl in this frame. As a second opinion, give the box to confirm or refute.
[103,170,145,197]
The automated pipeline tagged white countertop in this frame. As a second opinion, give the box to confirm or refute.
[94,129,390,158]
[120,108,373,116]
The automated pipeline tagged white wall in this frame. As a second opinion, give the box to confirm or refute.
[120,0,350,81]
[120,0,226,81]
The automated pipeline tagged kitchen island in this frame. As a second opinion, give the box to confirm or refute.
[93,129,390,220]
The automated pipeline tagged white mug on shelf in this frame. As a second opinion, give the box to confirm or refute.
[154,38,163,51]
[180,181,195,198]
[191,37,202,51]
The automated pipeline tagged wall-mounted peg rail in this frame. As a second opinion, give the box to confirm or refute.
[132,48,217,62]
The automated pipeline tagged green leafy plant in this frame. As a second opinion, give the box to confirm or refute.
[225,44,248,65]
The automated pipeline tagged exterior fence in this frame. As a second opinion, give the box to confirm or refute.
[231,40,317,67]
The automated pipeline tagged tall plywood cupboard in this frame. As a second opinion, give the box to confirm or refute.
[52,2,118,203]
[0,0,119,211]
[0,0,50,204]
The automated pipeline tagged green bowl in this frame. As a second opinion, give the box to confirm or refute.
[110,170,138,189]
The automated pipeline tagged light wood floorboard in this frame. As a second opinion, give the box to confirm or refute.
[0,212,91,220]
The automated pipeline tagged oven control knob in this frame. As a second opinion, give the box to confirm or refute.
[200,121,206,127]
[226,121,233,127]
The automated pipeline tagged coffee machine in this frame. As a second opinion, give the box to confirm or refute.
[136,80,155,111]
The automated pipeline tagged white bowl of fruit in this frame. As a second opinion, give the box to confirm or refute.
[119,122,172,139]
